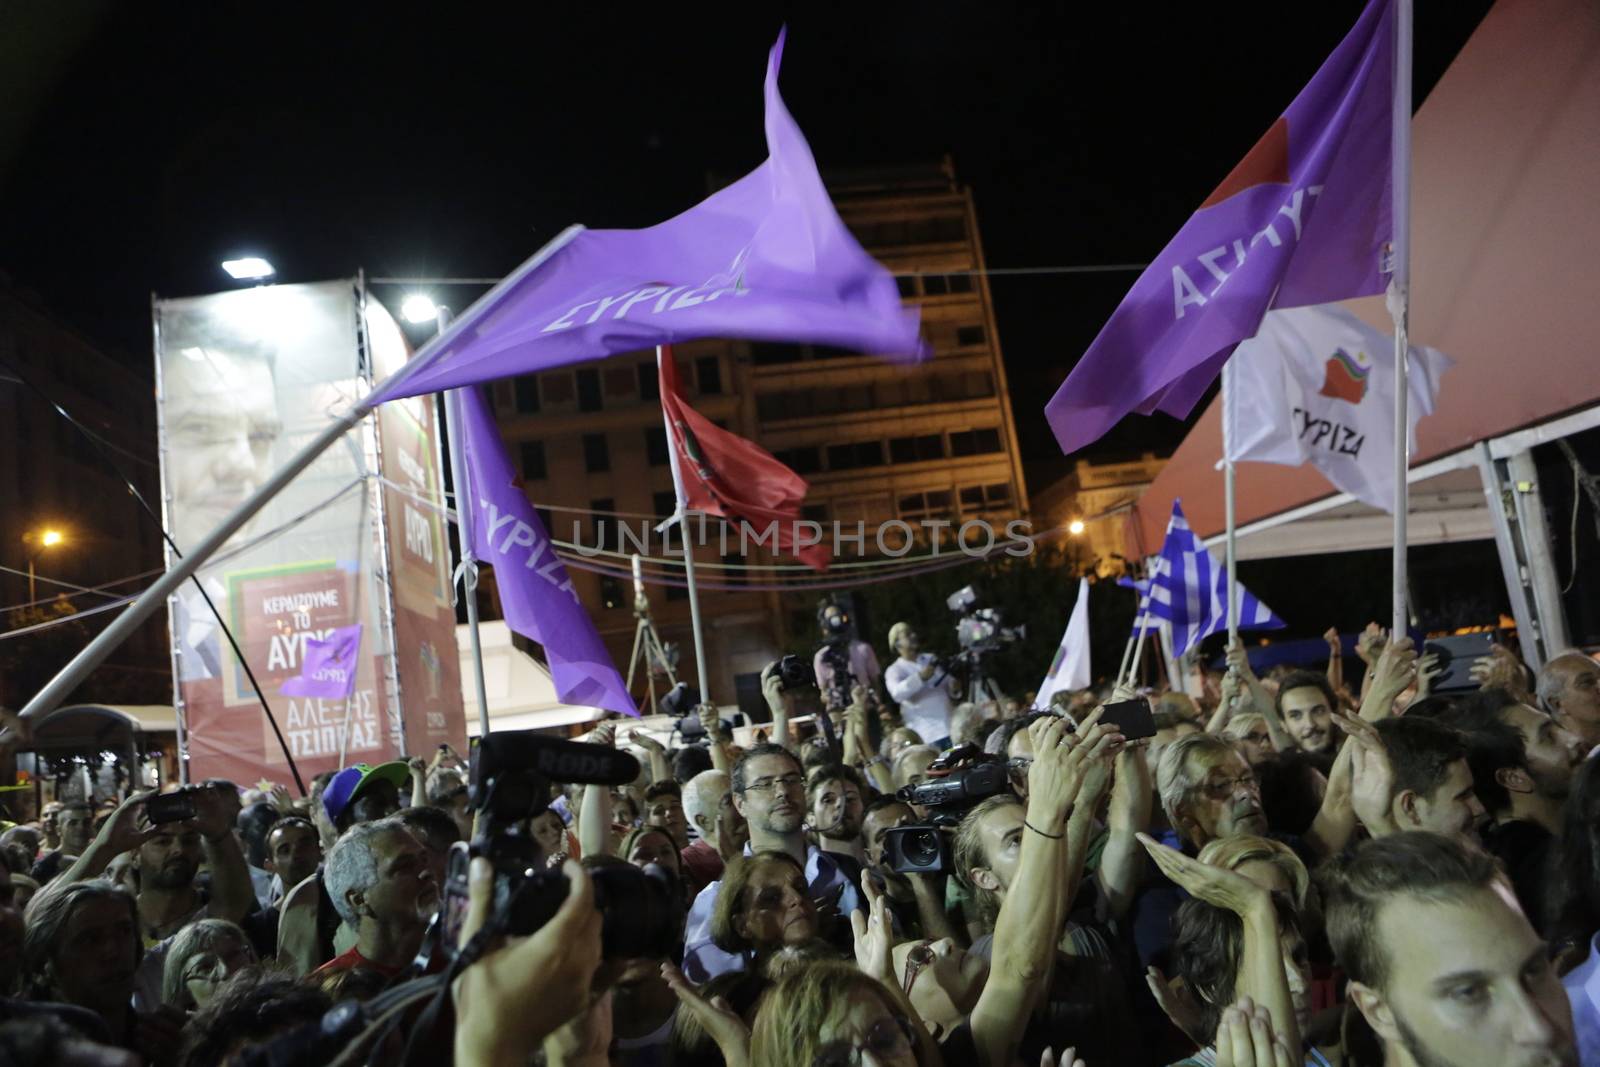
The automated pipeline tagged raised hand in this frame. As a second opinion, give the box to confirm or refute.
[1470,643,1526,692]
[1147,965,1209,1046]
[1356,622,1387,666]
[190,785,235,842]
[1414,652,1444,699]
[697,702,722,740]
[1361,635,1417,720]
[849,873,895,984]
[629,729,666,755]
[1214,996,1297,1067]
[1136,833,1270,917]
[589,722,617,748]
[1226,636,1257,681]
[662,961,751,1067]
[1339,712,1397,836]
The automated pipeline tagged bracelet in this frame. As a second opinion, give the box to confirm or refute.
[1023,819,1064,840]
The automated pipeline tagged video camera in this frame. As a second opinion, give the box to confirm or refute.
[880,743,1017,875]
[433,730,684,964]
[947,584,1025,658]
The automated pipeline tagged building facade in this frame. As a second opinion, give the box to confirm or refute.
[489,159,1029,712]
[1031,451,1167,577]
[0,285,169,707]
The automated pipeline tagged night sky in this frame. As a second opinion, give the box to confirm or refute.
[1,2,1491,488]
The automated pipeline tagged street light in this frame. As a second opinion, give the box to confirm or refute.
[24,528,67,603]
[221,257,275,281]
[400,294,439,325]
[1068,519,1086,536]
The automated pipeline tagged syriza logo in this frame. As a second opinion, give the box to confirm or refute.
[1318,347,1370,404]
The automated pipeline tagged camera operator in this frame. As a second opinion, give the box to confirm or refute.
[859,795,961,944]
[812,597,882,712]
[884,622,958,747]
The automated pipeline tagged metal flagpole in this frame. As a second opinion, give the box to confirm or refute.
[19,227,582,725]
[437,309,492,738]
[1222,359,1240,645]
[655,346,713,705]
[1116,635,1137,689]
[1388,0,1414,639]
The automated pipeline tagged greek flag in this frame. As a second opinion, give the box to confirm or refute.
[1148,500,1285,656]
[1117,576,1158,633]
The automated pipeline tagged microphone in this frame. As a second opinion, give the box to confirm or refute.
[473,731,641,789]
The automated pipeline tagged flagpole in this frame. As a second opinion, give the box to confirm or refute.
[437,310,492,739]
[1116,635,1137,689]
[1125,612,1153,689]
[1222,359,1240,645]
[1388,0,1414,640]
[656,346,714,707]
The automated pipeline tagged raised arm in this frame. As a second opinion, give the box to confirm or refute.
[969,716,1122,1067]
[1228,638,1294,753]
[1097,742,1153,920]
[1139,834,1300,1054]
[407,756,428,808]
[578,724,617,857]
[193,785,256,922]
[760,665,793,753]
[697,703,732,773]
[628,727,672,785]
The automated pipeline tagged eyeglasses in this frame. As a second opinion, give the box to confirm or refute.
[1200,772,1259,800]
[811,1014,916,1067]
[901,939,936,995]
[744,774,805,796]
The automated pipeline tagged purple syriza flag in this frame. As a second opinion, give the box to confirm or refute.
[280,623,363,701]
[456,387,637,717]
[1044,0,1395,455]
[370,29,923,406]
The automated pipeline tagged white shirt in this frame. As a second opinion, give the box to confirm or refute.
[885,653,955,743]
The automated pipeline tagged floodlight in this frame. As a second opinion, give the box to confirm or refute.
[401,294,439,325]
[221,257,275,280]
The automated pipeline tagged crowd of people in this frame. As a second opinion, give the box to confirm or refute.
[2,614,1600,1067]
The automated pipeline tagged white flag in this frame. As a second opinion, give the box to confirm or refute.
[1226,305,1451,513]
[1036,578,1091,708]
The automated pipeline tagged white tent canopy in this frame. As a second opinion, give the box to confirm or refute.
[458,620,606,736]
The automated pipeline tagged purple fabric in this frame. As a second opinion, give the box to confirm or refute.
[1045,0,1394,455]
[457,387,636,717]
[371,29,924,406]
[280,623,362,700]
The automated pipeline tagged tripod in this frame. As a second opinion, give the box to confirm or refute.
[624,555,677,715]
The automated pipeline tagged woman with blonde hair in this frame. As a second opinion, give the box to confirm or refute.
[751,960,941,1067]
[1196,833,1310,909]
[1223,711,1279,767]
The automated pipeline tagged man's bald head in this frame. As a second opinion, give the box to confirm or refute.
[1538,652,1600,748]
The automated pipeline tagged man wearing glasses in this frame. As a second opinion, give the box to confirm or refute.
[681,743,864,982]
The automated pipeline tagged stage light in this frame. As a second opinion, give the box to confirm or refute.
[401,294,439,324]
[221,257,275,281]
[1068,519,1085,536]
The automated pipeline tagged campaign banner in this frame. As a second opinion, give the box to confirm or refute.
[367,298,467,753]
[155,281,404,783]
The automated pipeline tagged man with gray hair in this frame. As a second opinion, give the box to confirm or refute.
[678,769,746,897]
[1156,732,1270,852]
[315,818,438,980]
[1538,651,1600,751]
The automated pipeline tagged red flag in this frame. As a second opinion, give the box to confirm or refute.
[659,346,831,571]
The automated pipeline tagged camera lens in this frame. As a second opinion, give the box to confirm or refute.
[904,829,941,867]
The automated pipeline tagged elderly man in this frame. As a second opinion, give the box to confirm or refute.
[1538,651,1600,750]
[1325,832,1576,1067]
[316,818,439,978]
[679,769,746,897]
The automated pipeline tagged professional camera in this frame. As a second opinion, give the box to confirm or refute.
[880,743,1017,875]
[947,585,1026,656]
[775,653,817,691]
[432,730,684,965]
